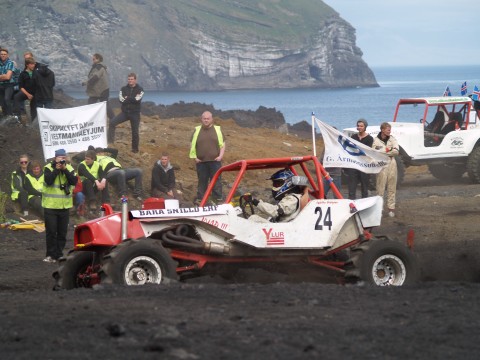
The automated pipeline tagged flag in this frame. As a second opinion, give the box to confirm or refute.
[461,81,468,95]
[473,85,480,101]
[443,86,451,97]
[315,118,389,174]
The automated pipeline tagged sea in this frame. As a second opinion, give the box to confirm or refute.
[67,65,480,131]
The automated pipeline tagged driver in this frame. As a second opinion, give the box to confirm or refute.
[243,169,309,223]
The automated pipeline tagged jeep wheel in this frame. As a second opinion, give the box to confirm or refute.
[428,163,465,182]
[344,238,418,286]
[53,251,101,290]
[101,238,178,286]
[467,147,480,183]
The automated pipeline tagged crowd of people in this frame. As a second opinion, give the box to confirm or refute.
[0,48,55,125]
[4,47,400,263]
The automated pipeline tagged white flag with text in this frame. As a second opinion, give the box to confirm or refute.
[315,117,389,174]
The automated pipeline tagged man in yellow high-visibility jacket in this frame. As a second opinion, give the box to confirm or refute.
[24,160,44,219]
[189,111,225,204]
[42,149,78,263]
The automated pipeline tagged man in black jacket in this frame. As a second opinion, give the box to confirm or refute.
[13,57,36,123]
[24,52,55,121]
[151,153,181,200]
[346,119,374,199]
[108,73,144,153]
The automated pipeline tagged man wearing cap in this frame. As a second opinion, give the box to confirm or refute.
[42,149,77,263]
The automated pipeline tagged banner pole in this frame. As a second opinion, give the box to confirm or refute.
[311,112,317,157]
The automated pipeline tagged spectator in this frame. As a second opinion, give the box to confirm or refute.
[189,111,225,204]
[373,122,399,218]
[24,160,44,219]
[0,48,16,119]
[82,53,114,120]
[24,53,55,122]
[73,176,86,218]
[77,149,109,213]
[10,154,31,216]
[346,119,374,199]
[243,169,310,223]
[108,72,144,153]
[13,57,36,125]
[151,152,182,200]
[42,149,78,263]
[96,147,144,201]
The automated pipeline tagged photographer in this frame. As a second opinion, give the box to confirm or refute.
[42,149,77,263]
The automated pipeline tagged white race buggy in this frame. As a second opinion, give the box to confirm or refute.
[54,156,417,289]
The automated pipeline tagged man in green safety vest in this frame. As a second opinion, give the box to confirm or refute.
[10,154,30,216]
[77,148,109,213]
[24,160,44,219]
[42,148,78,263]
[189,111,225,204]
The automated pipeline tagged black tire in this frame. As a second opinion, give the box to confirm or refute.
[344,238,418,286]
[101,238,178,286]
[395,156,406,187]
[467,147,480,183]
[53,251,100,290]
[428,163,466,182]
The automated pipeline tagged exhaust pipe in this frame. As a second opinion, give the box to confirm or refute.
[121,196,128,241]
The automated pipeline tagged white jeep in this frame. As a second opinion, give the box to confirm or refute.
[344,96,480,183]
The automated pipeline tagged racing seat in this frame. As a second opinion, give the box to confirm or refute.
[425,111,446,133]
[440,112,463,135]
[424,111,446,147]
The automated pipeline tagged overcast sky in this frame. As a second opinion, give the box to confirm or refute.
[324,0,479,67]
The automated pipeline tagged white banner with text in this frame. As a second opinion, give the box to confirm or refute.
[38,102,108,160]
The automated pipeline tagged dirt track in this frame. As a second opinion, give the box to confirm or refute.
[1,168,480,358]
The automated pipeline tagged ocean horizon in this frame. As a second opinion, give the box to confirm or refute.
[66,65,480,131]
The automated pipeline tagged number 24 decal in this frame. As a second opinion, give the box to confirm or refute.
[314,206,332,230]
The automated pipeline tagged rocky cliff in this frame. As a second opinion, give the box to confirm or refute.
[1,0,377,91]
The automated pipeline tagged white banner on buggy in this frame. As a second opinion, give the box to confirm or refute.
[38,102,108,161]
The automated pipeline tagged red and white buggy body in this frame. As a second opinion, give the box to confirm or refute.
[55,156,417,288]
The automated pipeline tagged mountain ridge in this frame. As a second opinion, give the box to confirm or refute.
[1,0,377,91]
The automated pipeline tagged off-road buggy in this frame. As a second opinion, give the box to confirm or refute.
[53,155,417,289]
[344,96,480,184]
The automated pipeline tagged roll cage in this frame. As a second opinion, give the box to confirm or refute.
[199,155,342,206]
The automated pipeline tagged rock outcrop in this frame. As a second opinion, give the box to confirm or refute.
[1,0,377,91]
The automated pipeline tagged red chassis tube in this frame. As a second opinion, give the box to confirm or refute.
[170,239,362,275]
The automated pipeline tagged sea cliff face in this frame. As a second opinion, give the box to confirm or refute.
[1,0,377,91]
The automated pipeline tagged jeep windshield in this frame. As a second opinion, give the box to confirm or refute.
[393,97,473,127]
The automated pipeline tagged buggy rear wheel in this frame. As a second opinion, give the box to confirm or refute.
[344,238,418,286]
[53,251,101,290]
[101,238,178,286]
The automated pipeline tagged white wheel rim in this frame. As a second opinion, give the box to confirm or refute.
[372,254,407,286]
[124,256,162,285]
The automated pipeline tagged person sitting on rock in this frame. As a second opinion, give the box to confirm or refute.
[10,154,31,216]
[242,169,309,223]
[24,160,44,219]
[95,147,144,201]
[77,148,109,213]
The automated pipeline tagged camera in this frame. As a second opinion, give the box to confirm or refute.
[52,159,67,167]
[60,183,71,196]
